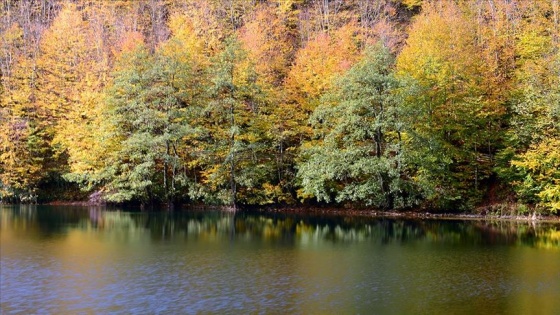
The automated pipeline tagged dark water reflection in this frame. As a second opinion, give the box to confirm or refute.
[1,205,559,314]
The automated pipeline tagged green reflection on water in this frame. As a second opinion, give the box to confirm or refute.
[2,205,559,248]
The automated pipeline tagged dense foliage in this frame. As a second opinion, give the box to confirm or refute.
[1,0,559,213]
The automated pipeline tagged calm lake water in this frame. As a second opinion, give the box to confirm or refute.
[1,205,559,314]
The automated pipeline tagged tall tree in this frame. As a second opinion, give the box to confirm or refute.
[84,35,206,206]
[0,21,45,201]
[298,45,419,208]
[202,38,275,206]
[239,1,298,87]
[497,1,560,213]
[396,1,506,210]
[276,22,362,199]
[238,0,300,203]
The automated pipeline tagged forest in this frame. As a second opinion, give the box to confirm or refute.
[0,0,559,213]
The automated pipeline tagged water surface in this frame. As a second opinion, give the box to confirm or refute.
[1,205,559,314]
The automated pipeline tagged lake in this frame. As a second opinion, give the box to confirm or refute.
[1,205,559,314]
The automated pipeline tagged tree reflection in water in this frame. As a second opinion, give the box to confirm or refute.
[1,206,558,248]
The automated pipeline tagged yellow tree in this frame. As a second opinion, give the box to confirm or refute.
[396,1,506,209]
[512,137,560,213]
[501,1,560,213]
[285,22,361,114]
[237,1,301,201]
[170,0,231,56]
[239,1,298,87]
[36,4,91,125]
[0,22,45,201]
[32,4,107,195]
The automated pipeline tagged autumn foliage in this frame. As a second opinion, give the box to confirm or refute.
[1,0,559,213]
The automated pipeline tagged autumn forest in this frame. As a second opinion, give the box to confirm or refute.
[1,0,559,213]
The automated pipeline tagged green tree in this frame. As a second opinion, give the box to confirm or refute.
[275,23,362,201]
[84,39,205,206]
[201,38,277,206]
[298,45,419,209]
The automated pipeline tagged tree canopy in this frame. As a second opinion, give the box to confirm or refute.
[1,0,559,214]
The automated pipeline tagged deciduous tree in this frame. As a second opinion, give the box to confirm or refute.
[298,45,419,208]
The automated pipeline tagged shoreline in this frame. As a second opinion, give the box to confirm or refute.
[4,201,559,223]
[249,207,560,223]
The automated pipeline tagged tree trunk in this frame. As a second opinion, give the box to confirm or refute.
[230,102,237,209]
